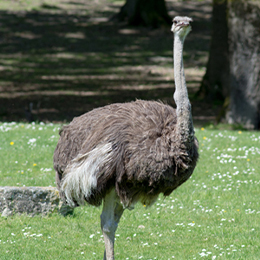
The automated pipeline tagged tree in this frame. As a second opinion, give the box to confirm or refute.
[198,0,229,101]
[226,0,260,129]
[114,0,172,27]
[199,0,260,129]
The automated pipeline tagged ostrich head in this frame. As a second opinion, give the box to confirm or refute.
[171,16,193,40]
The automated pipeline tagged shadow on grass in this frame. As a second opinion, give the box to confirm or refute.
[0,0,214,124]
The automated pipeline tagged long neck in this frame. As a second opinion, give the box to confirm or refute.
[173,33,194,146]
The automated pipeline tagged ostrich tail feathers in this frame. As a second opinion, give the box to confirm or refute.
[60,143,113,207]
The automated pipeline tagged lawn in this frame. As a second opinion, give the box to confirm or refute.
[0,122,259,259]
[0,0,259,259]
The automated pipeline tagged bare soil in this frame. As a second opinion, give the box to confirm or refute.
[0,0,219,126]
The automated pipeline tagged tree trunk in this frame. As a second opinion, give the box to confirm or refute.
[114,0,171,27]
[197,0,229,101]
[199,0,260,129]
[226,0,260,129]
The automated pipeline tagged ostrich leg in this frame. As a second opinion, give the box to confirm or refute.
[101,189,124,260]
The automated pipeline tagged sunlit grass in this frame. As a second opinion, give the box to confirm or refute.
[0,122,60,187]
[0,122,260,259]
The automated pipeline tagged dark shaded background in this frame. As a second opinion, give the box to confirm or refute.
[0,0,217,125]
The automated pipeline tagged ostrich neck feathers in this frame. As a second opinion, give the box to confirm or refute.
[173,31,195,148]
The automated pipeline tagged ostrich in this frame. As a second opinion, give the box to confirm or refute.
[53,16,198,260]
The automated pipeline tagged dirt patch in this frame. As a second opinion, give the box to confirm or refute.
[0,0,218,126]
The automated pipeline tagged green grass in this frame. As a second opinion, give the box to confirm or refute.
[0,122,60,187]
[0,122,260,259]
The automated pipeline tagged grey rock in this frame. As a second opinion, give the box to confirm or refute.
[0,186,71,216]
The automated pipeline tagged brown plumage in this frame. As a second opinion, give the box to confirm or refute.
[54,100,198,207]
[53,16,198,260]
